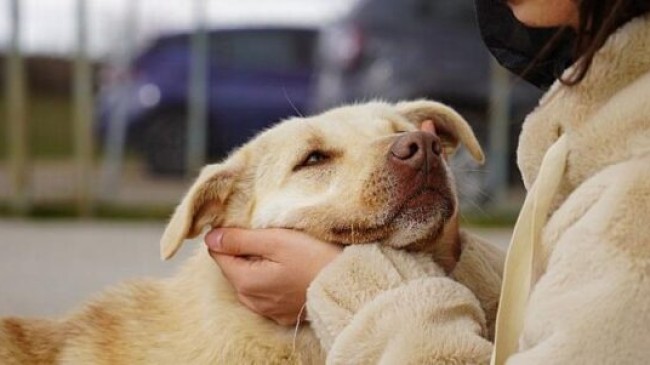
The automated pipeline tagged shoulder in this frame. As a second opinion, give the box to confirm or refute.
[563,69,650,193]
[593,70,650,123]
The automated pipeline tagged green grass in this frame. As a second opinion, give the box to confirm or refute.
[0,201,174,221]
[0,93,74,160]
[0,92,177,221]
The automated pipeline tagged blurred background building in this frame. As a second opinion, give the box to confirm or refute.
[0,0,539,219]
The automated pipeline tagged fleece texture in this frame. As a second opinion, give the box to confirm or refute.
[307,13,650,364]
[307,231,504,364]
[509,14,650,364]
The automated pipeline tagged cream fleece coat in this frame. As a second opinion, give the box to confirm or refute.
[307,231,504,364]
[510,14,650,364]
[307,14,650,364]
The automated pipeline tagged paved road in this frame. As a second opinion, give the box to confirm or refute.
[0,220,512,318]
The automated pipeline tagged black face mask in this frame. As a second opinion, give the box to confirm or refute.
[474,0,576,90]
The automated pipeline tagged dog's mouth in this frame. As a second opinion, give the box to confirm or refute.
[328,186,454,245]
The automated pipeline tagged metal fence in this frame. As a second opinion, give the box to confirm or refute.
[1,0,528,218]
[1,0,208,217]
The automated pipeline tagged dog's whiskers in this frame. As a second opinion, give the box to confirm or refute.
[292,303,308,355]
[283,87,304,117]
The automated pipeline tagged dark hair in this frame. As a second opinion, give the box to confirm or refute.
[562,0,650,85]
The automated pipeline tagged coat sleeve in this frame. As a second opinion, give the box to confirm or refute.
[507,159,650,364]
[306,243,494,364]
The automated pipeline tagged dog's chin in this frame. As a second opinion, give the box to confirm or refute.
[327,188,455,248]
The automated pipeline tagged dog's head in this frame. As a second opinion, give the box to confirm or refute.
[160,100,483,268]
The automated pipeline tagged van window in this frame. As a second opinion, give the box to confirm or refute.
[211,30,316,72]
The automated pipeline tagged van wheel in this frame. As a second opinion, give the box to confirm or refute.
[141,111,187,176]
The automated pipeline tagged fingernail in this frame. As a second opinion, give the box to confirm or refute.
[206,229,224,251]
[421,120,436,135]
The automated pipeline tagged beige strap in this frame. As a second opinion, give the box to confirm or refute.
[491,135,569,365]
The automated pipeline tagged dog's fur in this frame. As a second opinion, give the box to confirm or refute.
[0,100,484,364]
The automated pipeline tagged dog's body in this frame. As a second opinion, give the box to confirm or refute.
[1,100,488,364]
[1,257,324,364]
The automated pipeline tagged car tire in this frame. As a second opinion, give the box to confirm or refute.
[141,110,188,176]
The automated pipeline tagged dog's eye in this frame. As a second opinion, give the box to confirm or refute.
[295,150,330,170]
[304,151,329,166]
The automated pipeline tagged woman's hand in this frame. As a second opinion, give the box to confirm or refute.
[205,228,342,326]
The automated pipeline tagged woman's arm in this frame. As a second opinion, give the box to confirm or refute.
[307,243,493,364]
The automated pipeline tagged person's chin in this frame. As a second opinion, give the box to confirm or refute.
[507,3,546,27]
[507,2,577,28]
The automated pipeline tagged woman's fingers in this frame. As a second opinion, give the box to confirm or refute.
[210,251,276,289]
[205,227,342,326]
[205,228,277,259]
[420,119,437,134]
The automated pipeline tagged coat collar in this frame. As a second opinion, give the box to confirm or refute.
[517,14,650,204]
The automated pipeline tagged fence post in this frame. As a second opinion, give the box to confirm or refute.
[100,0,140,200]
[74,0,94,216]
[485,58,511,206]
[186,0,209,176]
[6,0,29,215]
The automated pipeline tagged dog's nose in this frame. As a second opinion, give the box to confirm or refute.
[389,131,442,170]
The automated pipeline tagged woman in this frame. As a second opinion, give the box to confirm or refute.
[206,0,650,363]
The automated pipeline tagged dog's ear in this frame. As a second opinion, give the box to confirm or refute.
[160,159,242,260]
[395,100,485,164]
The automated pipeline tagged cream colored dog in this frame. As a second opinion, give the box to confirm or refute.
[0,100,484,364]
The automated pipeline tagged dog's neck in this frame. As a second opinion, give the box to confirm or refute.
[406,215,460,273]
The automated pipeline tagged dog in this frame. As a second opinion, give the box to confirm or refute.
[0,100,485,364]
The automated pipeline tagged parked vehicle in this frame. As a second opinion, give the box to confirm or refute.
[96,26,318,175]
[313,0,542,203]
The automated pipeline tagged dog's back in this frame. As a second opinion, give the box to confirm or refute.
[1,255,324,364]
[1,317,64,364]
[1,280,170,364]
